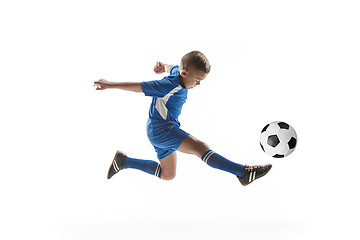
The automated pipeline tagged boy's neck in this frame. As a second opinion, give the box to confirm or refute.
[179,73,186,88]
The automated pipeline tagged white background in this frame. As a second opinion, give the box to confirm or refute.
[1,0,359,239]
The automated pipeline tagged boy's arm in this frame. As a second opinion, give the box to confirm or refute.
[94,79,142,92]
[154,62,174,74]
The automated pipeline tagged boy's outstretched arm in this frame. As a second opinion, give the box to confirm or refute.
[154,62,174,74]
[94,79,142,92]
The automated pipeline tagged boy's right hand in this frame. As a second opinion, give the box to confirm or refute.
[154,62,166,74]
[94,79,110,90]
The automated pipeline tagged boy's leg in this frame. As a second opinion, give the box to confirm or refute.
[177,135,246,177]
[107,151,161,179]
[107,151,177,181]
[159,152,177,181]
[177,135,210,158]
[177,135,272,185]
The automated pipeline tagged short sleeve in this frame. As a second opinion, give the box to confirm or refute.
[169,65,179,75]
[141,78,177,98]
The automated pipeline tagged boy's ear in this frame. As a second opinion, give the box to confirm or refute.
[180,69,187,77]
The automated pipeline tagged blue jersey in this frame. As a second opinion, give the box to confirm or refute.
[141,65,187,126]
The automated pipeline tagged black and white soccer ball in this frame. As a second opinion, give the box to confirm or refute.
[260,121,297,158]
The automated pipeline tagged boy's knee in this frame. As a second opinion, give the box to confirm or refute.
[195,140,210,157]
[178,135,210,158]
[198,140,209,150]
[161,171,176,181]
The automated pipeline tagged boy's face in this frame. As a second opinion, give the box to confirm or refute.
[179,68,207,89]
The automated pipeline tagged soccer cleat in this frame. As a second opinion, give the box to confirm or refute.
[237,164,272,186]
[107,151,127,179]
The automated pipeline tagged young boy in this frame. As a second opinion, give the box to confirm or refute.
[94,51,271,186]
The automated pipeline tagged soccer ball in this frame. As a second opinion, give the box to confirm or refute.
[260,121,297,158]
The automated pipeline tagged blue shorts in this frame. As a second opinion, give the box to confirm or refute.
[146,119,189,160]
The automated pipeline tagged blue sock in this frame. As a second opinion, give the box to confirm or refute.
[201,150,245,177]
[122,157,161,178]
